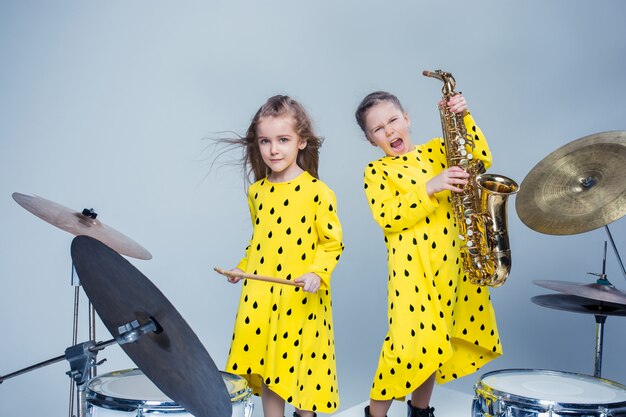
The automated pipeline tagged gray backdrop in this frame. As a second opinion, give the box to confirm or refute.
[1,1,625,416]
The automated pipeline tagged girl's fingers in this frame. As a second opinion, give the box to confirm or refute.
[447,95,467,113]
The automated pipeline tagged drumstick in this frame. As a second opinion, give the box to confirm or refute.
[214,267,304,287]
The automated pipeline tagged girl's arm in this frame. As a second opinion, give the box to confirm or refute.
[438,95,492,169]
[235,190,257,273]
[307,186,344,289]
[463,113,492,169]
[426,113,492,196]
[364,163,439,233]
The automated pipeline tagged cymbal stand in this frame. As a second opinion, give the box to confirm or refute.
[589,226,626,378]
[589,241,610,378]
[1,339,107,417]
[594,314,606,378]
[69,262,98,417]
[0,319,157,417]
[605,225,626,281]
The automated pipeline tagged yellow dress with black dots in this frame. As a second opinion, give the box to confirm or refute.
[363,113,502,401]
[225,171,344,413]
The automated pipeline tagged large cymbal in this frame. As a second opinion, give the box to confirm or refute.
[516,131,626,235]
[70,235,231,417]
[534,279,626,304]
[532,294,626,317]
[13,192,151,260]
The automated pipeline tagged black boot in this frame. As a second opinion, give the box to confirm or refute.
[294,412,316,417]
[365,406,388,417]
[407,401,435,417]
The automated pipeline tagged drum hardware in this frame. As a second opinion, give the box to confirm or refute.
[531,294,626,317]
[473,369,626,417]
[515,130,626,282]
[515,131,626,236]
[532,242,626,378]
[516,131,626,379]
[12,193,152,260]
[85,369,253,417]
[2,236,240,417]
[533,276,626,305]
[534,242,626,305]
[531,293,626,379]
[534,270,626,380]
[515,130,626,280]
[605,224,626,281]
[12,192,153,417]
[70,235,232,417]
[0,318,158,416]
[214,266,306,287]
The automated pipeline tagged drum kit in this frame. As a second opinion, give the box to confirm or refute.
[473,131,626,417]
[2,131,626,417]
[0,194,253,417]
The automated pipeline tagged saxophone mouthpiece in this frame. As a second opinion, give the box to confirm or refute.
[422,69,445,82]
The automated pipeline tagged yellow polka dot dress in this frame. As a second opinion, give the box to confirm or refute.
[363,114,502,401]
[226,171,343,413]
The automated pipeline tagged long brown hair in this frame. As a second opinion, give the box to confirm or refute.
[217,95,323,184]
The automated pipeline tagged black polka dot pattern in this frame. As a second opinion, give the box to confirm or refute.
[363,115,502,400]
[225,171,343,412]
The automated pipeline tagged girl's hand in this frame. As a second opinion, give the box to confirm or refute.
[225,268,244,284]
[294,272,321,293]
[439,93,468,114]
[426,166,469,195]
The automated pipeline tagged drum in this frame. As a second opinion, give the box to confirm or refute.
[473,369,626,417]
[86,368,253,417]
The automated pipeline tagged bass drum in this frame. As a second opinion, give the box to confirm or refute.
[473,369,626,417]
[86,368,253,417]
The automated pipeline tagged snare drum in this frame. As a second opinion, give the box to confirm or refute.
[86,368,253,417]
[473,369,626,417]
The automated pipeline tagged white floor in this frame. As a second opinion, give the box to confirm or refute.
[243,385,474,417]
[242,385,474,417]
[324,386,473,417]
[331,387,473,417]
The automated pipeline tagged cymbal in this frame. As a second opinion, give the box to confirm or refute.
[13,192,151,260]
[534,279,626,304]
[70,235,230,417]
[516,131,626,235]
[531,294,626,317]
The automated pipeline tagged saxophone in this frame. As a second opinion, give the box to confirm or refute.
[423,69,518,287]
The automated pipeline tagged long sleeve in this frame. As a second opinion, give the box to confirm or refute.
[429,113,491,170]
[308,186,343,288]
[364,162,439,233]
[464,113,492,169]
[236,188,257,272]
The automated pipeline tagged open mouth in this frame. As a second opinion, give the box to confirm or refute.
[390,138,403,151]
